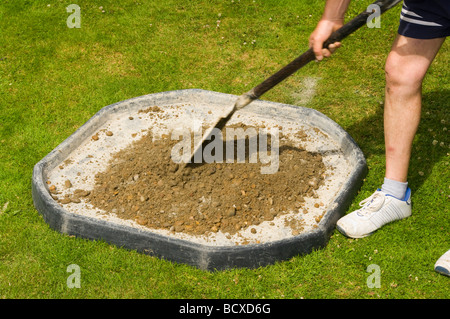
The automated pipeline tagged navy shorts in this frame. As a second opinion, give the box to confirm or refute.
[398,0,450,39]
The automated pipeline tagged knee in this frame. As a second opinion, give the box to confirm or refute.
[385,54,425,91]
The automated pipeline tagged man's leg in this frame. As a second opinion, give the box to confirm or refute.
[384,35,445,184]
[336,35,445,239]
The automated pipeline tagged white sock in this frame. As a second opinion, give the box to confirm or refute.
[381,177,408,200]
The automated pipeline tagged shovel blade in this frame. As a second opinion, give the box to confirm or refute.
[182,106,236,168]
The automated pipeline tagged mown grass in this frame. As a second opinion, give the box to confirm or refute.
[0,0,448,299]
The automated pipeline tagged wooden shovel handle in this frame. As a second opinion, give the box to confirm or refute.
[244,0,401,102]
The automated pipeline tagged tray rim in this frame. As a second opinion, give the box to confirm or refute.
[32,89,367,270]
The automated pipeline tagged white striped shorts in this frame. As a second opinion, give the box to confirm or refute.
[398,0,449,39]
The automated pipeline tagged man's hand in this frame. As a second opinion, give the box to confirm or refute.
[309,0,351,61]
[309,19,343,61]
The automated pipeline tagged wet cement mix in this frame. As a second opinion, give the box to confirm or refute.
[52,106,328,240]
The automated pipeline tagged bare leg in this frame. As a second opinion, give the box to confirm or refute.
[384,35,445,182]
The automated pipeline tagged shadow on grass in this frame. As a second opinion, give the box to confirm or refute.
[345,89,449,192]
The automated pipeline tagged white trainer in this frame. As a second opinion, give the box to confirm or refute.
[336,188,412,239]
[434,250,450,277]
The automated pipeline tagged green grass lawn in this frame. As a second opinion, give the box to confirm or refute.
[0,0,448,299]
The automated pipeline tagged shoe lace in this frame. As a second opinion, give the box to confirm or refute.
[357,191,385,217]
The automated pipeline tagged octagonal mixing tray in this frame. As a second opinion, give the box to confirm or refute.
[32,89,367,270]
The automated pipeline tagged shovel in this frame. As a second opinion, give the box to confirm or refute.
[184,0,401,167]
